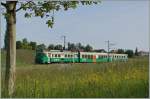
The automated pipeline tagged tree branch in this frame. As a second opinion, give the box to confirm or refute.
[1,2,7,8]
[16,1,32,12]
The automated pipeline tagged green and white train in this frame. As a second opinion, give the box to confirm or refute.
[35,50,128,64]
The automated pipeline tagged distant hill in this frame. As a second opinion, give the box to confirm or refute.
[1,49,36,67]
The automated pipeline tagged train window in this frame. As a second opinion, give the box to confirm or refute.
[58,54,60,57]
[52,54,54,57]
[91,55,93,59]
[84,55,87,58]
[65,54,67,57]
[71,55,73,57]
[83,55,85,58]
[87,55,89,58]
[55,54,57,57]
[88,55,90,59]
[82,55,84,58]
[68,54,70,58]
[48,53,51,57]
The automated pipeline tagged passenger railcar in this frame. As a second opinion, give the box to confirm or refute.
[35,50,128,64]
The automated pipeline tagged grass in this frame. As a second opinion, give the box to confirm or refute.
[1,50,149,98]
[1,49,35,67]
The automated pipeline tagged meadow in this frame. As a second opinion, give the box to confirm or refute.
[1,49,149,98]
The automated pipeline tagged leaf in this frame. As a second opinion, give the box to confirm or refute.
[24,13,32,18]
[46,20,53,28]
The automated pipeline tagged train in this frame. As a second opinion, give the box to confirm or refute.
[35,50,128,64]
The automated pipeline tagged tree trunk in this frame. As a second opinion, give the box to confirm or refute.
[5,1,17,97]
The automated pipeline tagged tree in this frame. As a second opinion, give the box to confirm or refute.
[29,41,37,50]
[125,49,134,58]
[117,49,125,54]
[1,1,99,97]
[22,38,28,49]
[76,43,85,51]
[135,47,138,56]
[54,44,63,50]
[48,44,55,50]
[16,41,22,49]
[68,42,76,51]
[36,44,46,52]
[84,44,93,52]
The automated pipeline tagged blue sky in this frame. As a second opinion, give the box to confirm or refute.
[1,0,149,51]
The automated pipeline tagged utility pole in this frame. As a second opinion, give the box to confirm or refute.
[105,40,115,62]
[62,35,66,50]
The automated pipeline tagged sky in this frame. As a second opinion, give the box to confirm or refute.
[1,0,149,51]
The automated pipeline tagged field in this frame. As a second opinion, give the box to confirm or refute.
[1,49,149,98]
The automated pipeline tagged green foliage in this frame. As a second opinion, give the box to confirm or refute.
[68,42,93,51]
[54,44,63,50]
[29,42,37,50]
[135,47,139,56]
[125,50,134,58]
[68,42,76,51]
[36,44,46,52]
[16,41,22,49]
[84,44,93,52]
[24,13,32,18]
[46,19,54,28]
[117,49,125,54]
[16,38,36,50]
[17,1,100,28]
[48,44,55,50]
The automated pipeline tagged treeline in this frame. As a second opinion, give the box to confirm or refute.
[39,42,93,52]
[4,38,137,58]
[16,38,36,50]
[11,38,94,52]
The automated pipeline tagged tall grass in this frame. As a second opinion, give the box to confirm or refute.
[1,50,149,97]
[1,56,149,98]
[1,49,35,67]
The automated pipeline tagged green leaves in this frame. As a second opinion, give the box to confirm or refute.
[46,19,54,28]
[24,13,32,18]
[20,1,100,28]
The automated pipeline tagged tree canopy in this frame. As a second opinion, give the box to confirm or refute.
[2,1,100,28]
